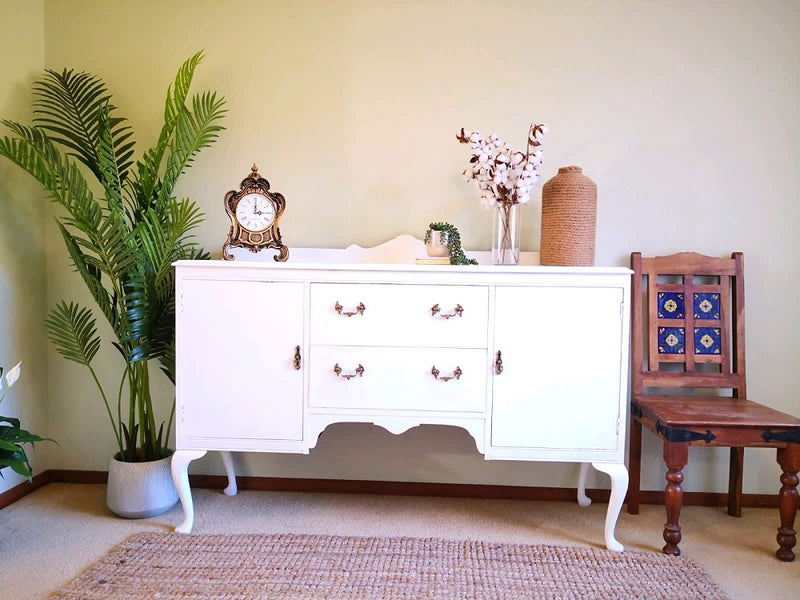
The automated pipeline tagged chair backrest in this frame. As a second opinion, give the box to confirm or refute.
[631,252,746,397]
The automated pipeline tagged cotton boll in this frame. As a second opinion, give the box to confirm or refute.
[460,122,546,213]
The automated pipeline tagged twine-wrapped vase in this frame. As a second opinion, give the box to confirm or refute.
[540,165,597,266]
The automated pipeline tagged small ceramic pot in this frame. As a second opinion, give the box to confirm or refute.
[425,230,450,257]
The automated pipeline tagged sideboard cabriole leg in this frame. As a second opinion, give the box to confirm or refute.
[591,462,629,552]
[220,450,238,496]
[577,462,592,507]
[171,449,207,534]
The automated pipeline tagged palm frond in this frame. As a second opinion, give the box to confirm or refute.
[97,215,137,276]
[129,51,205,214]
[33,69,106,169]
[147,198,206,285]
[123,260,178,365]
[122,261,155,364]
[55,221,119,328]
[33,68,134,182]
[158,333,177,384]
[124,197,205,364]
[45,301,102,366]
[96,102,126,213]
[159,91,226,204]
[0,122,60,190]
[0,121,103,226]
[165,51,205,127]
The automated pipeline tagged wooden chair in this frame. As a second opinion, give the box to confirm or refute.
[627,251,800,561]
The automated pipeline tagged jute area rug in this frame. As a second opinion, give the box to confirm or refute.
[50,532,729,600]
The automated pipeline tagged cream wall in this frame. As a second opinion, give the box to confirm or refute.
[3,0,796,495]
[0,0,47,494]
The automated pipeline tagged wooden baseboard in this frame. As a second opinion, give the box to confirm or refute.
[188,474,594,502]
[182,475,780,508]
[1,469,780,511]
[0,470,53,509]
[46,469,108,485]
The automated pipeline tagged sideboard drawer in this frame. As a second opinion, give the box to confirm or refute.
[309,283,489,348]
[309,346,487,412]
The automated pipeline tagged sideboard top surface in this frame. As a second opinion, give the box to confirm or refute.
[176,235,631,276]
[174,259,631,276]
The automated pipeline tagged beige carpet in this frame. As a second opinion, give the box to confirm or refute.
[3,484,796,599]
[50,531,729,600]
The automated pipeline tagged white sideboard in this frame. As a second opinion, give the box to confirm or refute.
[171,239,631,551]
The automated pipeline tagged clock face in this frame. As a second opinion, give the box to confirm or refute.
[235,192,275,232]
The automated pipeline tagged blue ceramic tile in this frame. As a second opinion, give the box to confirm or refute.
[694,327,721,354]
[693,293,720,320]
[658,292,685,319]
[658,327,685,354]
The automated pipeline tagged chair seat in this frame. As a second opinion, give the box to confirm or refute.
[633,396,800,429]
[634,395,800,447]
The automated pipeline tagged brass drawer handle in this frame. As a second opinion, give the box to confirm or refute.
[494,351,503,375]
[333,363,364,380]
[293,346,302,370]
[431,365,462,382]
[431,304,463,319]
[334,301,366,317]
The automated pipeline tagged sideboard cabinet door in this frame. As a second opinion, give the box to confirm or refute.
[177,279,305,443]
[491,285,624,453]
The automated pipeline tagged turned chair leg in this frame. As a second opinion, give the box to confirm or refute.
[776,444,800,562]
[628,418,642,515]
[662,442,689,556]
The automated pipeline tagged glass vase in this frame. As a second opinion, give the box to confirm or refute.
[492,202,521,265]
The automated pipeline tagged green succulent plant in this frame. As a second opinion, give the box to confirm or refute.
[0,51,226,462]
[426,222,478,265]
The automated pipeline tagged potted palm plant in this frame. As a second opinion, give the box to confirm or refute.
[0,51,226,517]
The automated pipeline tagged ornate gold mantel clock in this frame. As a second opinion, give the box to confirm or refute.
[222,164,289,261]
